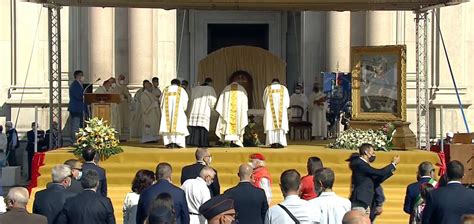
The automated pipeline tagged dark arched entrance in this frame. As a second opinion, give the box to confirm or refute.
[229,70,253,108]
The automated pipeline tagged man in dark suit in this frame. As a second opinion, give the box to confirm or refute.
[181,148,220,197]
[64,159,84,193]
[56,169,115,224]
[26,122,47,180]
[137,162,190,224]
[349,143,400,211]
[422,160,474,224]
[0,187,47,224]
[224,163,268,224]
[68,70,86,144]
[5,121,19,166]
[33,164,76,224]
[403,161,436,215]
[81,147,107,197]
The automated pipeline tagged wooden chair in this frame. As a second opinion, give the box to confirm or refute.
[289,105,312,140]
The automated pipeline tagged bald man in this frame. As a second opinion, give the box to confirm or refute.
[0,187,47,224]
[342,209,371,224]
[224,164,268,224]
[181,166,216,224]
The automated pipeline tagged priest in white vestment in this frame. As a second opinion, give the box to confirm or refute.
[159,79,189,148]
[94,79,122,136]
[152,77,162,100]
[131,82,146,138]
[187,78,217,147]
[215,82,248,147]
[140,80,161,143]
[289,84,308,121]
[263,79,290,148]
[117,75,132,141]
[181,167,215,224]
[309,86,328,139]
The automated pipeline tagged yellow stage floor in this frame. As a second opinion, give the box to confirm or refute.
[31,142,440,224]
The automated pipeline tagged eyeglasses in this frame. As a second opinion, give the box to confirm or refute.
[72,168,82,171]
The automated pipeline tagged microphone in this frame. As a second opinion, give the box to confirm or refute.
[83,78,102,94]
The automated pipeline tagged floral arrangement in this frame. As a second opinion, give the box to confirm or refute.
[73,117,123,161]
[329,123,395,151]
[243,115,262,147]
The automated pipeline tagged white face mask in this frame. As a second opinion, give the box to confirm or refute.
[112,83,117,88]
[295,89,302,94]
[79,76,84,82]
[119,80,125,85]
[76,171,82,180]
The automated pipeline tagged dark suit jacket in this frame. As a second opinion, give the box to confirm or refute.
[82,162,107,197]
[369,185,385,221]
[56,189,115,224]
[224,182,268,224]
[403,177,432,214]
[422,183,474,224]
[136,180,190,224]
[26,130,47,153]
[349,158,395,207]
[180,162,220,197]
[46,179,84,194]
[68,80,85,114]
[33,184,76,224]
[0,208,47,224]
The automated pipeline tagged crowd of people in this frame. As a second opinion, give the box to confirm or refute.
[66,71,330,149]
[0,143,472,224]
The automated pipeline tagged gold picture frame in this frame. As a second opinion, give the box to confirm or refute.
[351,45,407,121]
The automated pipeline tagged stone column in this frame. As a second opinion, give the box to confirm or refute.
[115,8,129,80]
[325,11,351,72]
[154,9,177,87]
[366,11,393,45]
[89,7,114,82]
[128,8,153,86]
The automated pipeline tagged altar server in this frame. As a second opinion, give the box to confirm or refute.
[187,78,217,147]
[131,82,146,138]
[263,79,290,148]
[159,79,189,148]
[215,82,248,147]
[152,77,162,100]
[309,86,327,139]
[140,80,161,143]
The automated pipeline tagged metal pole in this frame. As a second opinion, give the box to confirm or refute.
[415,11,430,149]
[34,106,38,153]
[440,105,444,152]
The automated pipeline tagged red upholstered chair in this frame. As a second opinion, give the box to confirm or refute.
[288,105,312,141]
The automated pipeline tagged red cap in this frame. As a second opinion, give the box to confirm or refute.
[249,153,265,161]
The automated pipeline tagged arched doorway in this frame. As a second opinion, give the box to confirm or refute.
[229,70,253,108]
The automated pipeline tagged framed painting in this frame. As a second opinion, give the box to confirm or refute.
[351,45,407,121]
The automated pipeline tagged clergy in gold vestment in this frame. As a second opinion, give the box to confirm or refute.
[263,79,290,148]
[186,78,217,147]
[94,79,122,137]
[140,80,161,143]
[215,82,248,147]
[159,79,189,148]
[116,75,132,141]
[309,86,328,139]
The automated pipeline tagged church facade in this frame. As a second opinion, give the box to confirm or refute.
[1,1,473,142]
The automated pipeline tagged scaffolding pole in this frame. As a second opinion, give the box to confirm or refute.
[46,3,62,149]
[415,11,430,149]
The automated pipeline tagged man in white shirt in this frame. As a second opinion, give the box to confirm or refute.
[181,166,216,224]
[265,169,318,224]
[309,168,351,224]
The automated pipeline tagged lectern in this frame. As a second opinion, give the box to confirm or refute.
[84,93,121,123]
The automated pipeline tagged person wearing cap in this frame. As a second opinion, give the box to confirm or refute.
[249,153,273,204]
[199,195,236,224]
[181,167,216,224]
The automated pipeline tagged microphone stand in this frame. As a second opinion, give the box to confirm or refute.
[82,78,101,124]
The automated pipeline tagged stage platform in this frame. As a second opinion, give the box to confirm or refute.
[30,141,439,224]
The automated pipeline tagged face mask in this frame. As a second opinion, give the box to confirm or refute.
[369,155,376,163]
[79,76,84,82]
[76,171,82,180]
[112,83,117,88]
[295,89,301,94]
[119,80,125,85]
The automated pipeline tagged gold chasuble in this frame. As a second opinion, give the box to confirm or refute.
[263,83,290,147]
[159,85,189,148]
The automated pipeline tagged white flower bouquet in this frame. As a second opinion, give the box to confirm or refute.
[329,123,395,151]
[73,117,123,161]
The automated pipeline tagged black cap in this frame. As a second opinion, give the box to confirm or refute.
[199,195,234,220]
